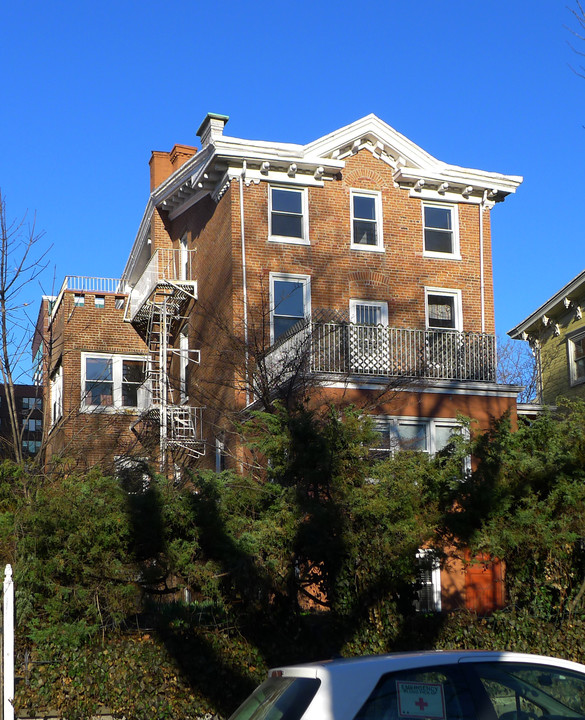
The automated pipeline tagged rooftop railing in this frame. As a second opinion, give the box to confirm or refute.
[263,314,497,384]
[49,276,124,321]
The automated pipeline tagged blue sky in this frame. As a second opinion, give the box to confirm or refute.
[1,0,584,344]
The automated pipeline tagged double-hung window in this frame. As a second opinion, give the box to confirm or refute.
[269,187,308,243]
[270,273,311,344]
[82,353,148,411]
[567,329,585,386]
[351,190,383,250]
[423,202,459,258]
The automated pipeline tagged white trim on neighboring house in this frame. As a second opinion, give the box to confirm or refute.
[566,327,585,387]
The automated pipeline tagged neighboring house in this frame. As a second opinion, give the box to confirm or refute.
[35,112,522,612]
[0,384,43,458]
[508,270,585,405]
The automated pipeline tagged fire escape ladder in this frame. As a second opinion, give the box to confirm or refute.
[129,258,205,468]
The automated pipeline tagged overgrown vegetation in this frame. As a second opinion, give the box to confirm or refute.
[4,400,585,718]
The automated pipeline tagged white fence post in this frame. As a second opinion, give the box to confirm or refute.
[3,565,14,720]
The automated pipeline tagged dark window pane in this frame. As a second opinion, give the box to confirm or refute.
[272,214,303,238]
[274,281,304,317]
[122,384,138,407]
[273,316,305,340]
[228,677,320,720]
[272,188,302,214]
[353,220,377,245]
[425,228,453,254]
[425,206,452,230]
[123,360,145,384]
[428,295,455,329]
[354,195,376,220]
[86,357,112,381]
[85,381,113,406]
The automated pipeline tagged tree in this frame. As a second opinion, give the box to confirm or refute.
[0,191,48,462]
[497,336,538,403]
[441,399,585,617]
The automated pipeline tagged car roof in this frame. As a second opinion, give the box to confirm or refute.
[269,651,585,720]
[270,650,585,675]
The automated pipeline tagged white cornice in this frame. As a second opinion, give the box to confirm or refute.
[508,269,585,339]
[122,113,523,288]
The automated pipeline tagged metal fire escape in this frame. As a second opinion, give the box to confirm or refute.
[125,248,204,470]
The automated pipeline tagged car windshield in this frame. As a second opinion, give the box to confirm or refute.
[228,676,321,720]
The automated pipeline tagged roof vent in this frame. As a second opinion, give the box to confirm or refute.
[197,113,229,148]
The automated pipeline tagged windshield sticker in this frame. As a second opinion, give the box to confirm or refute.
[396,681,446,719]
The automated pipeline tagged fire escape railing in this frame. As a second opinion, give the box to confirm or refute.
[126,248,197,322]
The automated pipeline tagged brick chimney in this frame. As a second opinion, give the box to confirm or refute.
[149,144,197,192]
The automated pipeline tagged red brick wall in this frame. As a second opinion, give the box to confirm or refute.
[44,291,148,469]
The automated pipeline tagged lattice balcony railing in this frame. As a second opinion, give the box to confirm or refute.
[263,315,497,384]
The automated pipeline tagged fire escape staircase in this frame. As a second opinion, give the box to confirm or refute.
[126,249,205,466]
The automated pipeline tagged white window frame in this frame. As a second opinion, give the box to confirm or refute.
[51,364,63,427]
[425,287,463,331]
[371,416,464,456]
[350,189,384,252]
[179,328,189,403]
[567,329,585,386]
[81,352,149,413]
[215,436,226,473]
[422,202,460,259]
[349,299,389,374]
[415,549,442,612]
[269,272,311,345]
[269,186,309,245]
[349,299,388,326]
[180,234,189,280]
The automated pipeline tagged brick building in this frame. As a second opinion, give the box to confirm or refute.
[35,113,522,610]
[0,384,43,459]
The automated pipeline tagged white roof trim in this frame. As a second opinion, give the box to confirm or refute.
[509,269,585,338]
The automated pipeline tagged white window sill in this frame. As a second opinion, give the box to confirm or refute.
[423,251,462,260]
[268,236,310,246]
[350,244,385,253]
[80,406,145,415]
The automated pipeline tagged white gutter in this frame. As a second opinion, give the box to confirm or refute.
[239,161,250,405]
[480,190,487,334]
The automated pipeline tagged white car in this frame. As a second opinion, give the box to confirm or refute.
[228,651,585,720]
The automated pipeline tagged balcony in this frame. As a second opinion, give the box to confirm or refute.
[263,311,497,385]
[126,248,197,322]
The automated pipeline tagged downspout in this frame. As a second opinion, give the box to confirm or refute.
[239,161,250,405]
[479,190,487,334]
